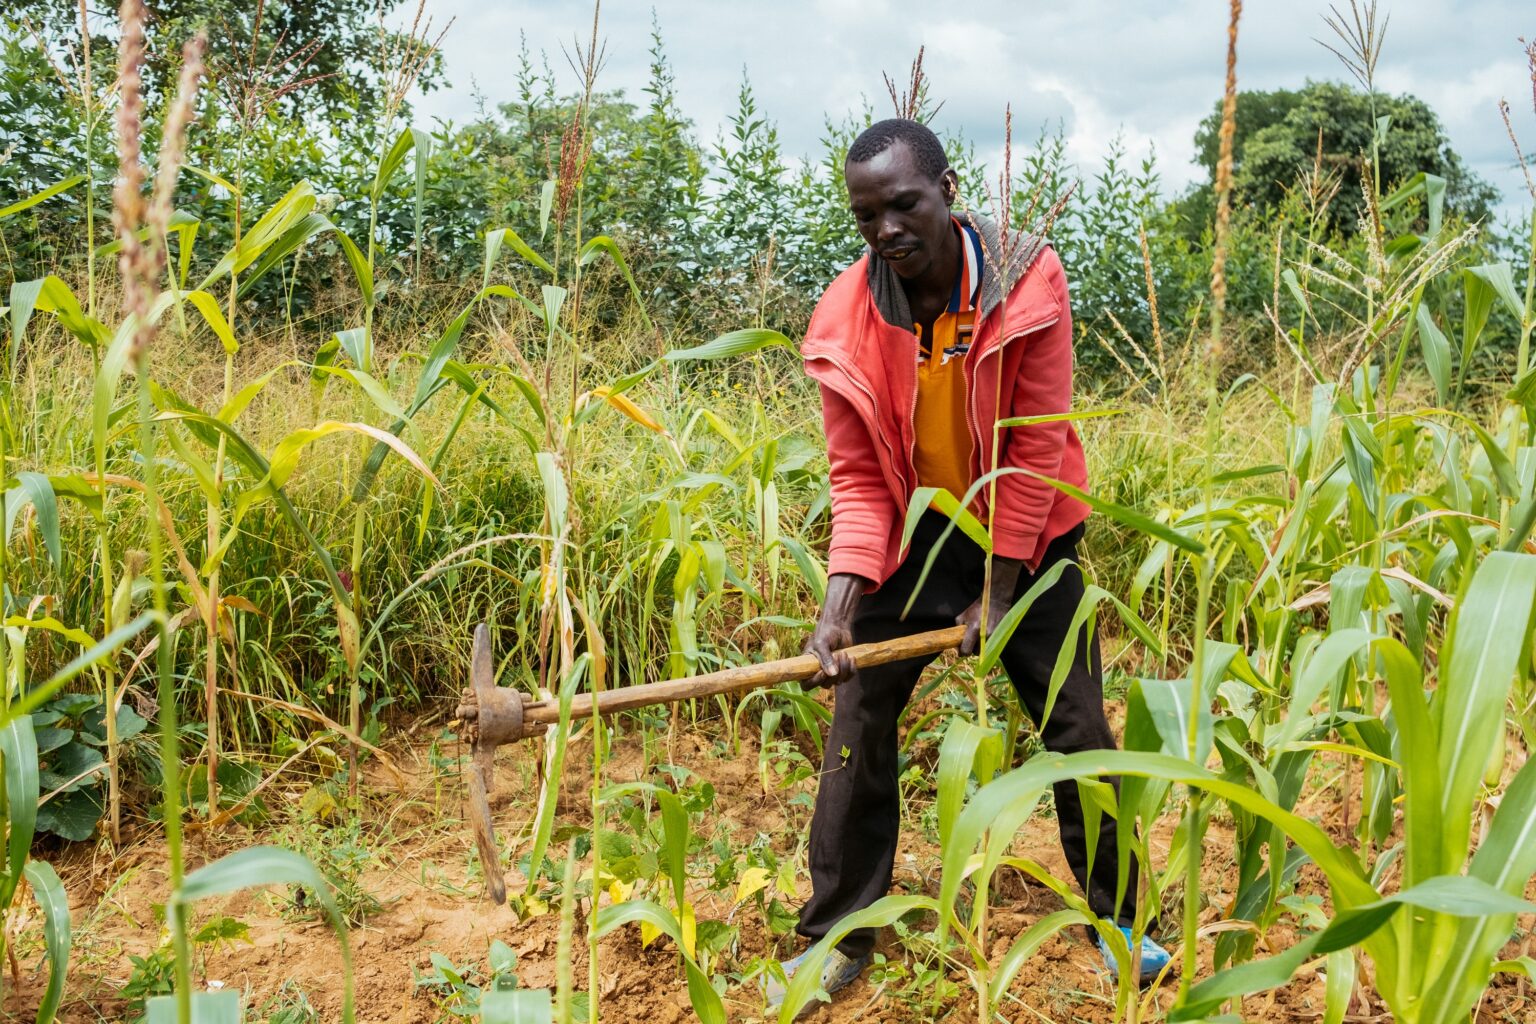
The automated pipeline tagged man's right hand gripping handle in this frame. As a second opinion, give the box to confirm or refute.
[805,573,869,688]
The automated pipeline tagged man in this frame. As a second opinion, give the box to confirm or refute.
[766,118,1169,1010]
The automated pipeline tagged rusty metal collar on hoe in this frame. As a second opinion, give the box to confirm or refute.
[455,621,967,904]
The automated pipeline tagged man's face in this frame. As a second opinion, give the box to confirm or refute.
[844,141,957,281]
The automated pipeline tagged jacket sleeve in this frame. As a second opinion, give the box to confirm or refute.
[820,383,895,584]
[990,250,1074,564]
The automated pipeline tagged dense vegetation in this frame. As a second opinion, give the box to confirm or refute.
[0,1,1535,1022]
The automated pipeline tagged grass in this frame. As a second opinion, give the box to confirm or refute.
[4,0,1536,1022]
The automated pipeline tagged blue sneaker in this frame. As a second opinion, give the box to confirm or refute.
[763,947,872,1016]
[1095,923,1172,985]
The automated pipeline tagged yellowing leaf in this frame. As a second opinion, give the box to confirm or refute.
[336,602,360,673]
[734,866,771,906]
[220,595,263,616]
[639,918,661,949]
[680,901,697,959]
[298,785,338,822]
[589,386,665,433]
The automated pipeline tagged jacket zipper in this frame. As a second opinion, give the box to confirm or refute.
[963,314,1060,500]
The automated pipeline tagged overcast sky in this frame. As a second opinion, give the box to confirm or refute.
[403,1,1535,225]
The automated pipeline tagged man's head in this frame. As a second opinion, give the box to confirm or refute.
[844,118,959,282]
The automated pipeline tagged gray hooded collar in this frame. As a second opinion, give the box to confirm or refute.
[864,209,1048,333]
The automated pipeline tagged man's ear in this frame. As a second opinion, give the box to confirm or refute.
[940,168,959,206]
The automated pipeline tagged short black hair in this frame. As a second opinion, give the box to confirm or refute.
[846,118,950,180]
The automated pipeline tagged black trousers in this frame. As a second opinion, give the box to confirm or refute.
[796,513,1136,957]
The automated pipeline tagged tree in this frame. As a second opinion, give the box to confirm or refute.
[1178,80,1498,234]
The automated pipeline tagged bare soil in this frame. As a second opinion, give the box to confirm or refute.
[10,690,1536,1024]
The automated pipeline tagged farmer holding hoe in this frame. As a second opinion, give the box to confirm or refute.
[766,118,1170,1011]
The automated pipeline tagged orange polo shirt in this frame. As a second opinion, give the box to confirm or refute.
[912,219,984,504]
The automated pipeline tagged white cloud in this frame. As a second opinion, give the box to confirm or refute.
[402,0,1536,221]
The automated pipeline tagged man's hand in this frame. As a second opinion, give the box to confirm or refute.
[956,557,1025,657]
[805,573,868,687]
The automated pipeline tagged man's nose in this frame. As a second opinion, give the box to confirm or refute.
[876,216,902,243]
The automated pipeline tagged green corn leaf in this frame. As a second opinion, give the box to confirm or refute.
[538,179,556,239]
[971,467,1206,555]
[595,900,724,1024]
[992,407,1125,429]
[11,276,107,359]
[16,612,157,717]
[1137,678,1211,764]
[1416,306,1452,404]
[217,363,299,425]
[1468,263,1525,321]
[774,895,934,1024]
[988,909,1093,1004]
[579,235,655,333]
[936,719,1003,846]
[0,175,86,219]
[977,560,1071,675]
[182,290,239,355]
[657,789,690,912]
[23,860,71,1024]
[663,328,793,364]
[1272,629,1376,751]
[145,991,244,1024]
[5,471,62,568]
[333,228,373,308]
[265,421,439,491]
[1433,553,1536,875]
[371,125,424,203]
[484,226,555,280]
[541,285,567,336]
[0,717,40,912]
[525,657,588,889]
[1418,739,1536,1021]
[178,847,351,1023]
[480,987,553,1024]
[197,182,317,288]
[310,366,408,422]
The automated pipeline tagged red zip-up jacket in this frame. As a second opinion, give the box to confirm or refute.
[802,244,1090,589]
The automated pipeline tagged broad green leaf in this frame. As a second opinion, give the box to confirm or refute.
[178,846,352,1023]
[977,560,1072,675]
[1468,263,1525,321]
[310,366,407,421]
[538,179,556,239]
[1434,553,1536,874]
[23,860,71,1024]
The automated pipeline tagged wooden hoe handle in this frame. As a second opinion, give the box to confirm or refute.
[518,623,968,729]
[456,623,966,903]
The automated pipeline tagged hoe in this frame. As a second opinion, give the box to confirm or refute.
[455,621,966,905]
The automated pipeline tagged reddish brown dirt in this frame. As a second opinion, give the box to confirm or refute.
[10,691,1536,1024]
